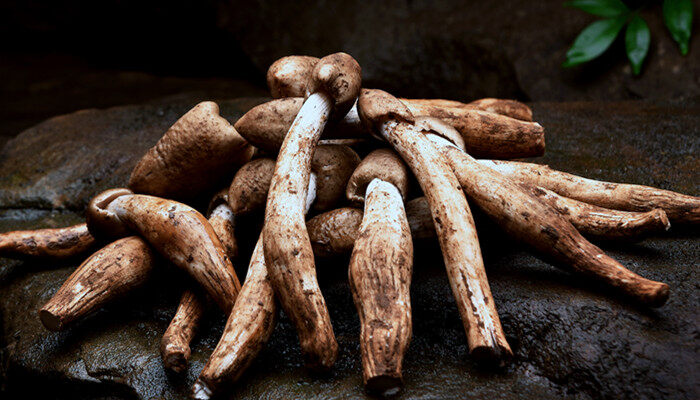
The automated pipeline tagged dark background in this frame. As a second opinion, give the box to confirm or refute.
[1,0,698,148]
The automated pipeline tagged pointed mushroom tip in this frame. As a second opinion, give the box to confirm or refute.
[191,380,213,400]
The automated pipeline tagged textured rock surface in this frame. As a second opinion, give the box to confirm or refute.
[1,98,698,399]
[218,0,700,102]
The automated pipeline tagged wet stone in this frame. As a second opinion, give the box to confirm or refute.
[0,97,698,399]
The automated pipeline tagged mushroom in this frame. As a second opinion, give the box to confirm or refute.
[265,55,533,122]
[356,88,512,363]
[39,236,155,331]
[129,101,254,200]
[528,186,671,242]
[195,144,359,396]
[402,101,544,159]
[234,97,543,159]
[228,158,277,215]
[263,52,361,370]
[267,55,319,98]
[425,130,670,307]
[0,223,95,259]
[478,160,700,225]
[85,188,241,312]
[345,149,413,394]
[160,189,238,374]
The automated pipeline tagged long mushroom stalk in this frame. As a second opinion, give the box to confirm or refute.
[196,143,361,397]
[160,190,239,374]
[479,160,700,224]
[193,235,275,400]
[346,149,413,394]
[39,236,155,331]
[0,223,96,259]
[357,89,512,363]
[160,289,206,373]
[263,52,361,370]
[529,186,670,241]
[427,133,670,307]
[86,188,241,312]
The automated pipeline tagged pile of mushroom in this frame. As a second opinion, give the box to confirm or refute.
[1,52,698,399]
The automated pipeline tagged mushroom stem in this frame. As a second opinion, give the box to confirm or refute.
[349,178,413,395]
[479,160,700,224]
[401,98,533,122]
[39,236,155,331]
[87,190,241,312]
[0,223,96,259]
[430,135,670,307]
[529,186,671,241]
[194,235,276,399]
[379,120,511,362]
[264,52,361,370]
[403,102,545,159]
[160,289,206,374]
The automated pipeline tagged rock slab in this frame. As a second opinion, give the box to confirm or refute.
[0,98,698,399]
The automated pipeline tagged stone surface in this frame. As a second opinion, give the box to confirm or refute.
[218,0,700,102]
[0,98,699,399]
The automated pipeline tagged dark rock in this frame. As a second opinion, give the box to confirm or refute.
[1,98,699,399]
[218,0,699,101]
[0,96,267,210]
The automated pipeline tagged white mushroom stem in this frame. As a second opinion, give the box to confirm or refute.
[349,178,413,395]
[379,120,512,362]
[477,159,700,224]
[193,173,318,398]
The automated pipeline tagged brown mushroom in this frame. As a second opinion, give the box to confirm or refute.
[85,188,241,312]
[194,144,359,397]
[160,189,238,374]
[346,149,413,394]
[267,55,320,98]
[0,223,96,259]
[39,236,155,331]
[426,132,670,307]
[228,158,277,215]
[357,88,512,363]
[401,98,533,122]
[478,160,700,225]
[263,52,361,370]
[129,101,254,200]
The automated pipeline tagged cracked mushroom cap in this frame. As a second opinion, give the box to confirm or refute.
[310,145,361,211]
[357,89,414,137]
[85,188,133,239]
[267,55,320,98]
[228,158,276,215]
[128,101,253,200]
[306,52,362,118]
[346,148,410,204]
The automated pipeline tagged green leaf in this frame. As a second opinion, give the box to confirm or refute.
[565,0,629,17]
[563,16,628,68]
[625,15,650,75]
[663,0,693,55]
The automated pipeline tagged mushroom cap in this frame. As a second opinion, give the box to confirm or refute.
[267,55,320,98]
[85,188,133,239]
[415,117,466,151]
[228,158,276,215]
[128,101,253,200]
[306,52,362,118]
[307,207,363,257]
[357,89,414,136]
[311,145,361,211]
[234,98,304,153]
[346,148,410,204]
